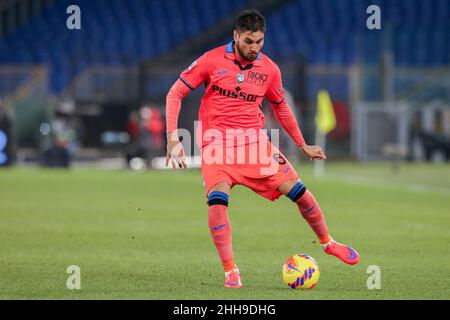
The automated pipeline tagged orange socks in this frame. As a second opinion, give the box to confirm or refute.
[222,259,237,273]
[207,188,331,273]
[208,203,236,272]
[296,190,331,244]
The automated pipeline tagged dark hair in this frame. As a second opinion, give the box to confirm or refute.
[235,10,266,33]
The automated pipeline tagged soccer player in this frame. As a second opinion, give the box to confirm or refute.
[165,10,359,288]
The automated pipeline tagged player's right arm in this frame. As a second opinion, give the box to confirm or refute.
[165,54,210,171]
[165,80,190,171]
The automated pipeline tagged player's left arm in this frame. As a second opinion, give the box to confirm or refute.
[265,65,326,160]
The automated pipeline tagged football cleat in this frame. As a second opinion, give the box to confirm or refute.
[225,268,242,288]
[322,239,360,265]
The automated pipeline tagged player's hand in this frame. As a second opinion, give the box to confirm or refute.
[165,131,188,171]
[300,144,327,160]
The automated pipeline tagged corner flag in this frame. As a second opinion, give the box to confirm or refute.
[313,90,336,178]
[315,90,336,135]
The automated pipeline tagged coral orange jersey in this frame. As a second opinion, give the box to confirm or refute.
[175,41,302,148]
[166,41,306,149]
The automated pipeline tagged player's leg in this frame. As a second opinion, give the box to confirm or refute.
[207,182,242,288]
[278,179,360,265]
[278,179,331,244]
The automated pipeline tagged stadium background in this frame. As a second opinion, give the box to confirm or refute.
[0,0,449,300]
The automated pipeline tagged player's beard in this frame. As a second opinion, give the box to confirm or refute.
[235,43,259,62]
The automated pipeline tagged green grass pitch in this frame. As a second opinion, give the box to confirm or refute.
[0,162,449,299]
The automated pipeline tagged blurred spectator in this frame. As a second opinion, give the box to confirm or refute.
[145,107,164,152]
[39,101,84,168]
[125,105,164,167]
[126,111,140,142]
[125,110,146,164]
[40,137,70,168]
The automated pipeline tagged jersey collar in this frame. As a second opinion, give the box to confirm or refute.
[224,41,262,66]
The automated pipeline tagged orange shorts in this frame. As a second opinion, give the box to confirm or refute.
[201,140,299,201]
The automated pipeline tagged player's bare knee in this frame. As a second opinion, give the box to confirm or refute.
[278,179,299,194]
[209,181,230,194]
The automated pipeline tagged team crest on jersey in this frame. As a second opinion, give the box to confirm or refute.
[237,73,245,84]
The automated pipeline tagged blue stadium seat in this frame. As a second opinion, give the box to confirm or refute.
[0,0,250,92]
[0,0,448,93]
[264,0,449,67]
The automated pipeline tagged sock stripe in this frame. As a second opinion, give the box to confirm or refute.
[209,191,229,200]
[209,194,228,201]
[208,191,229,206]
[208,199,229,206]
[289,183,303,197]
[293,186,306,201]
[287,182,306,202]
[288,183,302,196]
